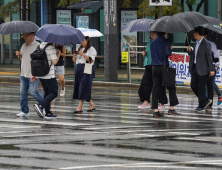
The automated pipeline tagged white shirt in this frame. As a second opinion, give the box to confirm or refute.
[76,46,97,65]
[207,40,220,67]
[194,37,204,64]
[38,42,57,79]
[20,40,40,78]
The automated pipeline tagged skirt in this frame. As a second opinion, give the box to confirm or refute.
[73,64,93,102]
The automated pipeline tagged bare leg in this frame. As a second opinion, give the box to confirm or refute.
[58,74,65,89]
[77,100,84,111]
[89,100,95,110]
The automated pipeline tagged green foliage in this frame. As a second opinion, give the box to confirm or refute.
[58,0,89,7]
[185,0,196,5]
[122,0,131,8]
[0,0,19,20]
[137,0,183,18]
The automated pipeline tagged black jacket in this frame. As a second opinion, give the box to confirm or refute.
[188,38,214,76]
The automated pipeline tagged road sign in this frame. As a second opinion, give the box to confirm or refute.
[149,0,172,6]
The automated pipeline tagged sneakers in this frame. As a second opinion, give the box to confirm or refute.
[16,112,29,117]
[33,104,44,118]
[194,107,205,113]
[158,104,165,110]
[138,103,151,109]
[204,100,212,109]
[217,96,222,105]
[168,109,180,115]
[205,106,212,111]
[153,111,164,117]
[44,113,57,119]
[60,88,65,97]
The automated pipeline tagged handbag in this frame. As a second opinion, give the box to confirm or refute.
[83,57,92,74]
[162,40,176,87]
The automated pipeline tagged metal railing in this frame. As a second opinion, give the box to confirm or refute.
[127,45,193,83]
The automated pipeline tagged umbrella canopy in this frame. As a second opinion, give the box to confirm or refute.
[187,16,222,50]
[121,18,154,32]
[35,24,85,45]
[150,11,210,33]
[202,16,222,34]
[77,28,103,37]
[0,20,39,35]
[173,11,210,28]
[149,16,194,33]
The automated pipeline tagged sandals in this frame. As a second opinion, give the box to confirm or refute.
[87,107,96,112]
[74,110,83,114]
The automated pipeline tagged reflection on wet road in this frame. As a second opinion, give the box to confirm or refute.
[0,83,222,169]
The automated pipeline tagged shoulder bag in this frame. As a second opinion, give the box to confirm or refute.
[162,40,176,87]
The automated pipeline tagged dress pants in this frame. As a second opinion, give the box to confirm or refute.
[151,66,179,109]
[138,65,167,104]
[191,65,209,108]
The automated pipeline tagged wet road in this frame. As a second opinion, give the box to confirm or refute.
[0,83,222,169]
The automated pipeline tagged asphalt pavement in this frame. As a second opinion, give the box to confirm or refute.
[0,82,222,169]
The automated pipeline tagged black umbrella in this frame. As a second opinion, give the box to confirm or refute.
[188,16,222,49]
[149,16,194,33]
[150,11,210,33]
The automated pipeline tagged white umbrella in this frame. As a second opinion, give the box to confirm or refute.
[77,28,103,37]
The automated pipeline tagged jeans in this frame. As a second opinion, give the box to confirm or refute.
[39,78,58,114]
[20,76,44,113]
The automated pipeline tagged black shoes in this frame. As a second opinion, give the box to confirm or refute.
[168,109,180,115]
[74,110,83,114]
[87,107,96,112]
[153,112,164,117]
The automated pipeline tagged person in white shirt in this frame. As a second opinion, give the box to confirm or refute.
[31,42,61,119]
[72,36,97,113]
[15,32,44,117]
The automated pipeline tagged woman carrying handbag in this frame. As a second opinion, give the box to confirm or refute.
[72,36,97,113]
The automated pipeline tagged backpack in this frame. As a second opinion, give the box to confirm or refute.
[30,43,53,76]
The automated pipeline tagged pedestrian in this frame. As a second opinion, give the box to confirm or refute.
[31,42,61,119]
[53,43,66,97]
[187,26,215,112]
[15,32,44,117]
[138,31,167,109]
[72,36,97,113]
[151,31,180,117]
[204,29,221,109]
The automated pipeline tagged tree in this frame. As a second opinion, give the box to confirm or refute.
[123,0,207,18]
[136,0,183,19]
[0,0,83,20]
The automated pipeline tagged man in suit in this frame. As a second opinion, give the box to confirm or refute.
[187,26,215,112]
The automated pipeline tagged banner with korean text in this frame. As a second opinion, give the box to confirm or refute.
[169,52,222,87]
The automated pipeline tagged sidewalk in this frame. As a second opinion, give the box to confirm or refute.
[0,64,193,93]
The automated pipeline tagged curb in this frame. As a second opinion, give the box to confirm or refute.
[0,76,192,93]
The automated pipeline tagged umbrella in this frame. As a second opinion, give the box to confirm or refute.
[188,16,222,50]
[0,20,39,50]
[121,18,154,32]
[149,16,194,33]
[77,28,103,37]
[0,20,39,35]
[150,11,210,33]
[35,24,85,45]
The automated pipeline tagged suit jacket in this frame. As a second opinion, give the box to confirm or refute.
[188,38,214,76]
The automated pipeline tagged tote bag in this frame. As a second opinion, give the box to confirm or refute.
[162,40,176,87]
[83,63,92,74]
